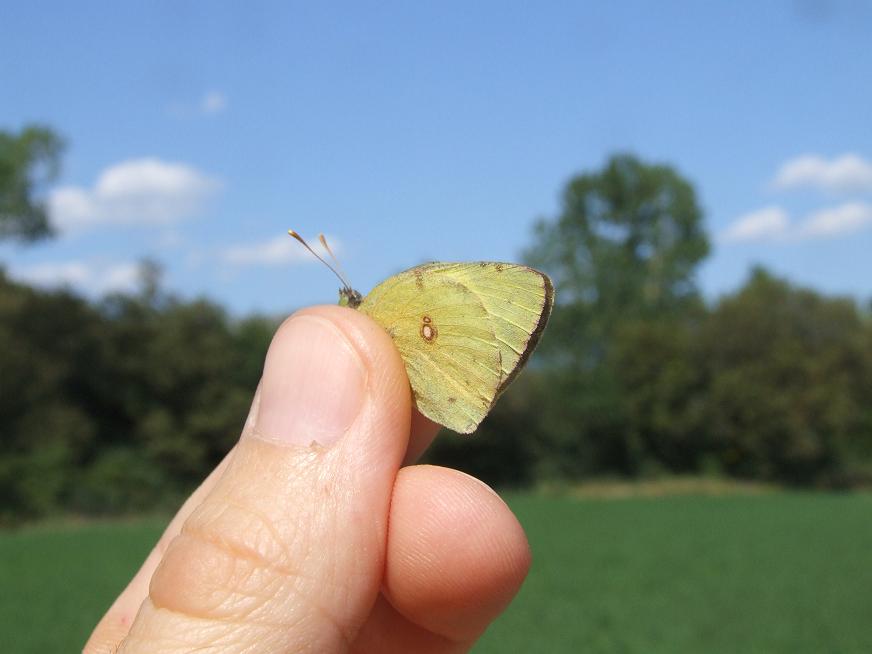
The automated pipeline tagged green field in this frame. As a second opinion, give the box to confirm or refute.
[2,493,871,653]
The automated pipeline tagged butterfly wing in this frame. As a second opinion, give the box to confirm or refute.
[417,262,554,395]
[358,269,503,433]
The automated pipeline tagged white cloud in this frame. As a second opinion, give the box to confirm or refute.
[772,154,872,193]
[14,261,91,287]
[222,234,343,267]
[201,91,227,114]
[796,202,872,238]
[722,202,872,244]
[49,158,219,232]
[720,206,790,243]
[11,260,141,295]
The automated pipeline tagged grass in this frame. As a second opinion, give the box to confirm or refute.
[0,517,164,654]
[2,493,871,653]
[478,492,872,653]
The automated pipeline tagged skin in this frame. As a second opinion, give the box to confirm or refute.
[84,305,531,654]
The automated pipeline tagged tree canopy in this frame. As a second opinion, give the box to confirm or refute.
[3,148,871,524]
[0,268,278,523]
[0,125,64,242]
[515,155,711,475]
[527,153,709,329]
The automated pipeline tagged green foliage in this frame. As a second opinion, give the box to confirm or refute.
[2,148,872,521]
[526,153,709,333]
[73,447,170,515]
[429,153,872,489]
[521,154,711,478]
[608,315,709,474]
[699,268,872,486]
[0,125,64,242]
[0,267,278,523]
[471,261,872,488]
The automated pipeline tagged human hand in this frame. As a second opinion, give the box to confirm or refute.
[84,305,530,653]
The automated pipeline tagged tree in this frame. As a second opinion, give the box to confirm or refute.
[700,268,872,486]
[0,265,277,523]
[608,315,709,474]
[524,154,710,476]
[527,153,709,341]
[0,125,65,242]
[0,269,103,520]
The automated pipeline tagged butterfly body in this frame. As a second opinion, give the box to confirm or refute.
[346,262,553,434]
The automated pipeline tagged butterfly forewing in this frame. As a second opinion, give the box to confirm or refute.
[417,263,554,394]
[359,271,502,433]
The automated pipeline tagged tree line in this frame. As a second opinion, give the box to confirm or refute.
[2,127,871,523]
[0,267,278,522]
[429,155,872,490]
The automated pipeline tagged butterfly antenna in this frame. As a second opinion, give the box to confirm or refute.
[287,230,352,290]
[318,233,352,289]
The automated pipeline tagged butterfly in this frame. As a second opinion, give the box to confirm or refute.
[290,231,554,433]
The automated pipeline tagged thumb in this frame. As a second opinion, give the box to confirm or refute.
[119,306,412,653]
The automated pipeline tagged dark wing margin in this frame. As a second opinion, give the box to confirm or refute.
[496,268,554,396]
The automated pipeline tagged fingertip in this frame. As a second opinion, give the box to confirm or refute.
[291,304,410,405]
[279,305,414,460]
[384,465,531,642]
[292,306,445,466]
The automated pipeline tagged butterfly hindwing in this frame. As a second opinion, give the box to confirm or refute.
[359,269,502,433]
[415,263,554,394]
[356,261,553,433]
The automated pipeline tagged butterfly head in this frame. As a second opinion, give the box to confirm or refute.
[288,230,362,308]
[339,287,363,309]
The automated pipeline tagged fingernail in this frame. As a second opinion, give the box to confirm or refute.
[254,315,367,447]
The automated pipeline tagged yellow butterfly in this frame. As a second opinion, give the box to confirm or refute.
[290,231,554,433]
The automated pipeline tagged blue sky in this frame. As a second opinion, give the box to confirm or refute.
[1,1,870,314]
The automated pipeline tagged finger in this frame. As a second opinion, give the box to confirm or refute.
[86,382,265,651]
[353,465,531,652]
[404,410,442,465]
[84,445,238,652]
[87,320,440,651]
[107,306,413,653]
[351,595,466,654]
